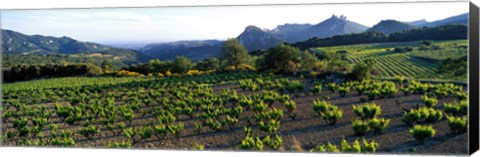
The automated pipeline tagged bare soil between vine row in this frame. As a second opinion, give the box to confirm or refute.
[1,80,468,155]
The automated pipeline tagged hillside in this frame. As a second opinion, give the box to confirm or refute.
[420,13,468,27]
[140,40,223,61]
[368,20,417,35]
[237,25,285,51]
[286,15,369,42]
[1,29,149,68]
[292,24,467,50]
[314,40,467,81]
[267,23,312,42]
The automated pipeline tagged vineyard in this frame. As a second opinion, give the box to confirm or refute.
[0,72,468,154]
[314,40,467,81]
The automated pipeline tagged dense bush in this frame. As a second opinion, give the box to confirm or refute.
[311,139,379,153]
[313,100,343,125]
[263,134,283,150]
[409,125,436,143]
[310,85,322,95]
[259,119,281,135]
[310,142,340,153]
[4,63,103,82]
[421,95,438,108]
[194,143,205,150]
[108,141,132,148]
[322,108,343,125]
[368,118,390,133]
[446,116,467,134]
[240,136,264,151]
[352,119,369,136]
[402,107,443,126]
[338,86,350,97]
[444,101,468,116]
[78,125,99,139]
[353,103,381,120]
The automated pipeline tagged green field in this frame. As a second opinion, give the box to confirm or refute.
[314,40,467,81]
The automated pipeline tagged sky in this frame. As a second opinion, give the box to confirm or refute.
[0,1,469,44]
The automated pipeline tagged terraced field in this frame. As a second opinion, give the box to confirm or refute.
[314,40,467,80]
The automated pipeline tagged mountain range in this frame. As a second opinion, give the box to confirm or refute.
[1,29,148,63]
[1,13,468,64]
[367,20,418,35]
[139,40,223,61]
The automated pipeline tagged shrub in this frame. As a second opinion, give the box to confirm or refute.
[310,85,322,95]
[167,123,184,138]
[239,95,254,110]
[244,127,253,137]
[380,83,398,98]
[284,100,296,112]
[421,95,438,108]
[423,108,443,122]
[265,108,283,121]
[51,130,75,146]
[313,100,342,125]
[240,136,255,150]
[194,143,205,150]
[338,86,350,97]
[115,70,143,77]
[223,115,239,130]
[339,138,379,153]
[366,90,380,100]
[454,91,468,101]
[310,142,339,153]
[326,83,337,92]
[395,75,405,84]
[353,103,381,120]
[402,107,443,126]
[279,94,290,104]
[400,87,413,96]
[253,101,267,113]
[313,100,330,113]
[240,136,264,151]
[206,118,223,132]
[367,118,390,133]
[360,138,379,152]
[13,117,28,129]
[138,126,153,141]
[78,125,99,139]
[354,84,367,95]
[409,125,436,143]
[352,119,369,136]
[447,116,467,134]
[263,134,283,150]
[393,47,405,53]
[444,101,468,116]
[109,141,132,148]
[154,124,168,139]
[259,119,280,135]
[286,81,304,93]
[341,139,361,153]
[322,107,343,125]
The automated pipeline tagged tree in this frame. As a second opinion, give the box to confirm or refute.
[350,58,376,80]
[264,44,301,74]
[101,59,113,72]
[195,57,220,71]
[172,56,193,73]
[220,38,250,69]
[299,51,318,71]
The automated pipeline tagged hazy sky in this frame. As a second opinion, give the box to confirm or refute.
[0,1,468,44]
